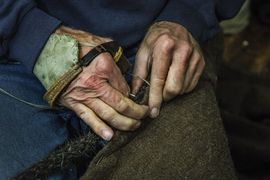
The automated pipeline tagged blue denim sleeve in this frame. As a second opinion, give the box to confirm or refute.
[0,0,61,73]
[155,0,244,43]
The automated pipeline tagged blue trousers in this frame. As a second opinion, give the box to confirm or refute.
[0,60,91,179]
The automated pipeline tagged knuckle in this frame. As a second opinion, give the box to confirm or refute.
[165,85,181,96]
[118,124,130,131]
[121,120,138,131]
[101,109,116,120]
[78,111,89,120]
[159,33,171,41]
[109,116,119,126]
[87,98,96,106]
[109,117,134,131]
[181,43,192,55]
[159,34,175,51]
[117,99,129,113]
[152,78,166,87]
[96,53,114,73]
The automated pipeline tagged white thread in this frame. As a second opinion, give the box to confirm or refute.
[0,87,51,109]
[129,93,136,98]
[127,73,150,86]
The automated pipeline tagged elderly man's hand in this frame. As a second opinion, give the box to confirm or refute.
[56,26,149,141]
[132,21,205,118]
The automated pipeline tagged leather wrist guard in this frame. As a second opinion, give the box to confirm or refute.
[34,34,130,108]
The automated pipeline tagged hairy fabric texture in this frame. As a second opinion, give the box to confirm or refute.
[80,33,237,180]
[80,83,236,180]
[13,84,148,179]
[15,33,236,179]
[13,132,101,179]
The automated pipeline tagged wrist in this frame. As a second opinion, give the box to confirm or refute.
[54,25,112,58]
[55,26,112,45]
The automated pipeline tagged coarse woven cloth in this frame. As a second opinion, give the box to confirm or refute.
[80,32,237,180]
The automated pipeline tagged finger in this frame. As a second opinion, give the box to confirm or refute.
[186,58,205,92]
[132,46,150,94]
[86,98,141,131]
[182,50,201,93]
[71,103,114,141]
[163,42,192,101]
[149,35,174,118]
[95,53,130,96]
[100,83,149,119]
[110,61,130,96]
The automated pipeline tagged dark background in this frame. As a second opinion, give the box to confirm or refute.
[217,0,270,179]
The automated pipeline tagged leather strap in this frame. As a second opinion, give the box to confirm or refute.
[79,41,130,74]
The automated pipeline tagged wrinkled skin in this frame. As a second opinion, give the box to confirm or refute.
[132,21,205,118]
[56,26,149,141]
[56,21,205,140]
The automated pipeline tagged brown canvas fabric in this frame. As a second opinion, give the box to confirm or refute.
[80,33,237,180]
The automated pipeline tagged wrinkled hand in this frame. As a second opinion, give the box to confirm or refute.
[132,21,205,118]
[56,26,149,141]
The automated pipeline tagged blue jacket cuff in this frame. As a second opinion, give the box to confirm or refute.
[8,8,61,72]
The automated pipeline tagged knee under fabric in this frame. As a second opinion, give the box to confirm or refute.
[34,34,130,107]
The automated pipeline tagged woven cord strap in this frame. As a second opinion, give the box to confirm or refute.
[44,64,82,107]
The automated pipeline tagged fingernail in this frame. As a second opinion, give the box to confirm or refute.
[150,108,159,118]
[101,129,113,141]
